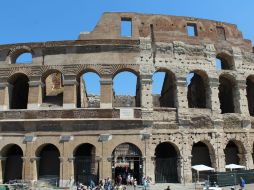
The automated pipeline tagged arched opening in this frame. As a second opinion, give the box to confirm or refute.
[246,76,254,116]
[41,71,63,108]
[224,141,239,165]
[15,53,32,64]
[9,73,29,109]
[218,75,236,114]
[113,71,140,107]
[216,54,234,70]
[77,72,100,108]
[37,144,60,185]
[155,142,179,183]
[1,144,23,183]
[187,71,208,108]
[152,70,176,107]
[191,142,212,166]
[111,143,142,184]
[74,143,98,185]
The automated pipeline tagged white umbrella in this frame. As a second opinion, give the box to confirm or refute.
[225,164,246,171]
[192,164,215,182]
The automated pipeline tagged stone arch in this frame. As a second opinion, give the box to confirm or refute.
[35,143,60,182]
[224,140,246,166]
[152,68,176,108]
[154,141,180,183]
[111,142,143,185]
[8,46,33,64]
[218,73,238,113]
[8,73,29,109]
[76,70,101,108]
[246,75,254,116]
[187,70,209,108]
[113,69,140,107]
[1,144,23,183]
[191,141,216,167]
[216,52,234,70]
[73,143,98,184]
[41,69,64,107]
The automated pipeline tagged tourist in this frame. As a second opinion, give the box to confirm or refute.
[133,178,137,190]
[165,186,171,190]
[239,177,245,190]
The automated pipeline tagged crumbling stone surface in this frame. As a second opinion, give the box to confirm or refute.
[0,12,253,185]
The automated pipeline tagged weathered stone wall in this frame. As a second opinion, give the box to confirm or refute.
[0,12,253,185]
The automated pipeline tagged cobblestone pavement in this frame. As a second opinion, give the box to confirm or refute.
[125,183,254,190]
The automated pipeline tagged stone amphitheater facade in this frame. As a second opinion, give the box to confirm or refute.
[0,12,254,186]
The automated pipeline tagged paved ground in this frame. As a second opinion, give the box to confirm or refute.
[125,183,254,190]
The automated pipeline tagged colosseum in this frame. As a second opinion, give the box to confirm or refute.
[0,12,254,187]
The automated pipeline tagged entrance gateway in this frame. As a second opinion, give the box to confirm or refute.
[111,143,143,184]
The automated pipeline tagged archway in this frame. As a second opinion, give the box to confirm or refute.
[37,144,60,184]
[216,53,234,70]
[77,71,100,108]
[187,71,208,108]
[246,76,254,116]
[113,71,140,107]
[15,52,32,64]
[155,142,179,183]
[218,75,235,113]
[1,144,23,183]
[74,143,97,185]
[224,141,240,165]
[152,70,176,107]
[9,73,29,109]
[111,143,142,184]
[191,142,212,167]
[42,71,63,107]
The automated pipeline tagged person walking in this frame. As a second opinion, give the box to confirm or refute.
[239,177,245,190]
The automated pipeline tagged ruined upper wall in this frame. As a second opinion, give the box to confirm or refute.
[79,12,252,51]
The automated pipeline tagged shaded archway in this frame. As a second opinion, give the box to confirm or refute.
[41,71,63,107]
[218,75,236,113]
[224,141,240,165]
[191,142,212,166]
[152,70,176,107]
[74,143,97,185]
[1,144,23,183]
[246,76,254,116]
[36,144,60,183]
[9,73,29,109]
[77,71,100,108]
[155,142,179,183]
[112,143,142,184]
[113,71,140,107]
[216,53,234,70]
[187,71,208,108]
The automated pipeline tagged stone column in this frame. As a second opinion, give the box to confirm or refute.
[243,152,253,170]
[209,78,220,112]
[28,81,43,109]
[63,79,78,109]
[0,157,7,183]
[30,157,40,181]
[176,77,189,125]
[0,82,11,110]
[236,80,249,116]
[100,76,113,108]
[140,74,153,109]
[67,157,75,181]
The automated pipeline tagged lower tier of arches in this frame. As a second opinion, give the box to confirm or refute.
[0,132,253,187]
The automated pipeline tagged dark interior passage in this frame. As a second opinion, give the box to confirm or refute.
[38,144,60,179]
[247,76,254,116]
[191,142,211,166]
[3,144,23,183]
[155,142,178,183]
[219,75,235,113]
[187,73,206,108]
[74,143,97,185]
[10,74,29,109]
[224,141,239,165]
[216,54,233,70]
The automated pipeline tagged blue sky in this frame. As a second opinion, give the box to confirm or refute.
[1,0,253,95]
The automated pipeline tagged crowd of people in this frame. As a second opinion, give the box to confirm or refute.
[76,175,152,190]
